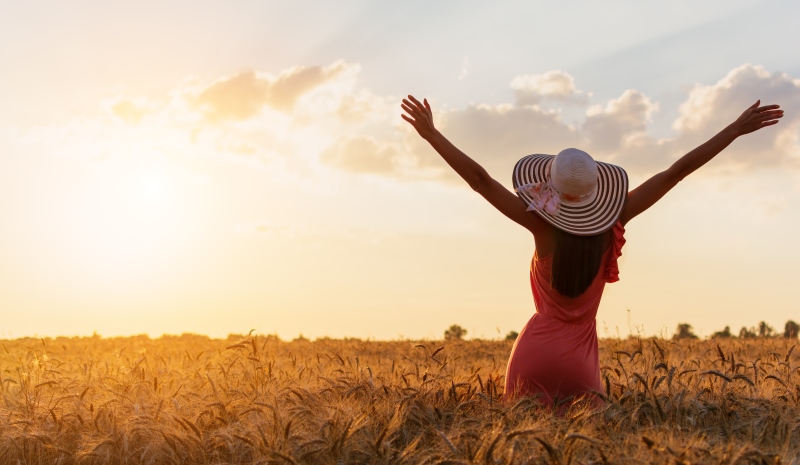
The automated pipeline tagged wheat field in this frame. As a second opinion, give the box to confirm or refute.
[1,333,799,464]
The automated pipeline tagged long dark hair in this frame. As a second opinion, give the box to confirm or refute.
[550,228,608,298]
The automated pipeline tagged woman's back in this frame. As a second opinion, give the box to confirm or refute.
[532,222,625,325]
[503,221,625,406]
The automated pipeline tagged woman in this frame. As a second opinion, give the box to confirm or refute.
[401,95,783,406]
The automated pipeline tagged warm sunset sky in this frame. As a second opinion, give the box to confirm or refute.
[1,0,799,340]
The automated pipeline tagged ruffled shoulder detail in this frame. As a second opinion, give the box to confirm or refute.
[604,221,626,283]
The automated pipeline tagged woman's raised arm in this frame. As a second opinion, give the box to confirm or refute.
[620,100,783,225]
[401,95,545,234]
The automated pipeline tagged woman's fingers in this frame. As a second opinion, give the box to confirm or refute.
[755,104,780,113]
[407,95,431,118]
[747,120,780,134]
[402,97,420,112]
[401,113,424,131]
[401,103,426,125]
[401,102,418,116]
[401,101,420,121]
[403,98,433,127]
[407,95,425,109]
[751,113,783,126]
[402,99,427,118]
[734,101,783,135]
[739,105,783,127]
[402,103,426,122]
[743,116,782,134]
[754,109,783,120]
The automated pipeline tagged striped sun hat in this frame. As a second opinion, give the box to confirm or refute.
[512,148,628,236]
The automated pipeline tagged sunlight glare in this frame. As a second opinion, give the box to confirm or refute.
[141,175,168,201]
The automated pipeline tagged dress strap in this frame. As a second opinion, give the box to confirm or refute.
[604,221,626,283]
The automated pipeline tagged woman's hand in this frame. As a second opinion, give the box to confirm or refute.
[401,95,438,141]
[729,100,783,137]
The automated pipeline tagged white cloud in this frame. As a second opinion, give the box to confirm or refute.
[193,61,356,121]
[107,99,151,125]
[335,89,392,125]
[402,66,799,180]
[427,103,580,180]
[511,70,590,106]
[669,64,800,172]
[582,89,660,155]
[673,64,798,134]
[17,63,800,192]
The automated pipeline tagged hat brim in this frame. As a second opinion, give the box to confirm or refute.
[512,154,628,236]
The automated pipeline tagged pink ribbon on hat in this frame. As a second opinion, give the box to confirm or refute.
[516,182,561,216]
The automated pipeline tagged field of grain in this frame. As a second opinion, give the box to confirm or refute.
[1,333,799,464]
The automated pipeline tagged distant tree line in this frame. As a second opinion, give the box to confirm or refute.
[444,325,520,341]
[674,320,800,340]
[444,320,800,341]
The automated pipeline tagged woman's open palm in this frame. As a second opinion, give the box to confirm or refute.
[401,95,437,141]
[730,100,783,136]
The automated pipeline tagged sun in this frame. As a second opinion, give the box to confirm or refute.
[52,166,186,286]
[141,174,169,201]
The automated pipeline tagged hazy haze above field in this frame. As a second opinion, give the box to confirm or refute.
[1,0,800,340]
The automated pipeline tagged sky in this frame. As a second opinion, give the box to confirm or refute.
[1,0,799,340]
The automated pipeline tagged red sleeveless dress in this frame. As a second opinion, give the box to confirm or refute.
[503,221,625,406]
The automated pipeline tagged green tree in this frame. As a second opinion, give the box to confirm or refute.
[711,326,732,338]
[757,321,775,338]
[505,331,519,341]
[673,323,698,340]
[784,320,800,339]
[739,326,757,338]
[444,324,467,341]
